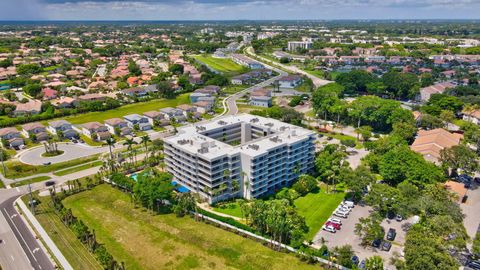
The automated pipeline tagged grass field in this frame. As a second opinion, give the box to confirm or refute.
[62,184,320,270]
[58,94,190,125]
[212,202,243,218]
[4,155,100,178]
[294,189,345,240]
[11,176,51,187]
[53,161,103,176]
[30,193,103,270]
[194,55,247,75]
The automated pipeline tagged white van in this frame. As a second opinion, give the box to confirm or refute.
[343,200,355,208]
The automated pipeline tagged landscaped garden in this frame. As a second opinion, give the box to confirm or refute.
[45,184,320,270]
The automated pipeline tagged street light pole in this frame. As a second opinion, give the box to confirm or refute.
[28,183,35,215]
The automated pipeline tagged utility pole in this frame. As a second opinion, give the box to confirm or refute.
[28,183,35,215]
[0,150,6,177]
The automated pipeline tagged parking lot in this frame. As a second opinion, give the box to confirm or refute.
[312,204,410,269]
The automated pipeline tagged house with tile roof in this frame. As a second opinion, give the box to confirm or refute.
[417,81,456,102]
[411,128,463,163]
[0,127,24,148]
[104,118,132,136]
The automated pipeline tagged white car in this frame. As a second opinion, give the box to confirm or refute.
[322,225,336,233]
[340,202,353,209]
[336,206,351,213]
[334,211,348,218]
[328,218,342,225]
[343,201,355,208]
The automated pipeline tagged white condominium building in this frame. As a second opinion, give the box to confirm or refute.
[287,41,313,52]
[164,114,316,203]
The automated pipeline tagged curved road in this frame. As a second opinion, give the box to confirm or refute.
[245,46,333,88]
[18,143,108,165]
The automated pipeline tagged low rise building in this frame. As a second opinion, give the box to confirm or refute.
[124,114,152,131]
[47,120,78,139]
[0,127,24,148]
[21,122,49,141]
[277,75,303,88]
[104,118,132,136]
[77,122,110,141]
[164,114,316,203]
[143,111,169,126]
[231,54,264,69]
[411,128,463,164]
[14,100,42,116]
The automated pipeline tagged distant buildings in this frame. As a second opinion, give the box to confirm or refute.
[249,88,272,107]
[164,114,316,203]
[231,54,264,69]
[287,41,313,52]
[277,75,303,89]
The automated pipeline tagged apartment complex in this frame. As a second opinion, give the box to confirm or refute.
[164,114,316,203]
[287,41,313,52]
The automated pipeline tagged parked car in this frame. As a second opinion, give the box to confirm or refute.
[325,221,341,230]
[328,218,342,225]
[359,260,366,269]
[322,225,336,233]
[372,239,382,248]
[336,206,351,213]
[395,215,403,222]
[343,200,355,208]
[42,162,51,166]
[45,181,55,187]
[381,241,392,251]
[334,211,348,218]
[351,256,359,266]
[387,228,397,241]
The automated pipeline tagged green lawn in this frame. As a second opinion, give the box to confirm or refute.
[11,176,51,187]
[212,201,244,218]
[304,69,325,79]
[62,184,320,270]
[294,189,345,240]
[53,161,103,176]
[3,155,100,178]
[222,85,248,95]
[194,55,247,75]
[27,192,103,270]
[60,94,190,125]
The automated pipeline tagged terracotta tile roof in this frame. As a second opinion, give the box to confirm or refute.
[21,122,45,131]
[104,118,126,126]
[0,127,19,136]
[411,128,463,162]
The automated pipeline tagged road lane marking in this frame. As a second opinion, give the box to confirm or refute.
[16,187,20,192]
[10,255,14,261]
[2,208,38,262]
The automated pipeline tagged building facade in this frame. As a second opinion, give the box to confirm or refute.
[164,114,315,203]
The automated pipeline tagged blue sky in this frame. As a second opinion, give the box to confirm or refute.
[1,0,480,20]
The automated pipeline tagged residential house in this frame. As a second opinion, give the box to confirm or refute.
[21,122,49,141]
[463,109,480,125]
[192,101,213,113]
[14,100,42,116]
[277,75,303,88]
[0,127,24,148]
[176,104,196,117]
[104,118,132,136]
[51,97,77,108]
[411,128,463,164]
[418,82,456,102]
[143,111,169,127]
[77,93,107,102]
[250,88,272,107]
[78,122,111,141]
[124,114,152,131]
[47,120,78,139]
[190,92,211,103]
[41,88,58,100]
[160,107,186,122]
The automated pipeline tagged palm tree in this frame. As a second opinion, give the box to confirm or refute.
[123,138,137,165]
[103,137,116,160]
[140,135,151,165]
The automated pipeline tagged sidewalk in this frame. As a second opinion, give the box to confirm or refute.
[17,198,73,270]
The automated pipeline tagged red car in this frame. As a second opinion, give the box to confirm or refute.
[325,221,341,230]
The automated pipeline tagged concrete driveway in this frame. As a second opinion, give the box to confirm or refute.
[17,143,108,165]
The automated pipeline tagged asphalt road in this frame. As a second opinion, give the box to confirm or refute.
[0,191,55,270]
[18,143,108,165]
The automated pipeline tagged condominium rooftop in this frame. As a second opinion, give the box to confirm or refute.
[164,113,315,160]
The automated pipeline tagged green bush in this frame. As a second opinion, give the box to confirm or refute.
[340,139,356,148]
